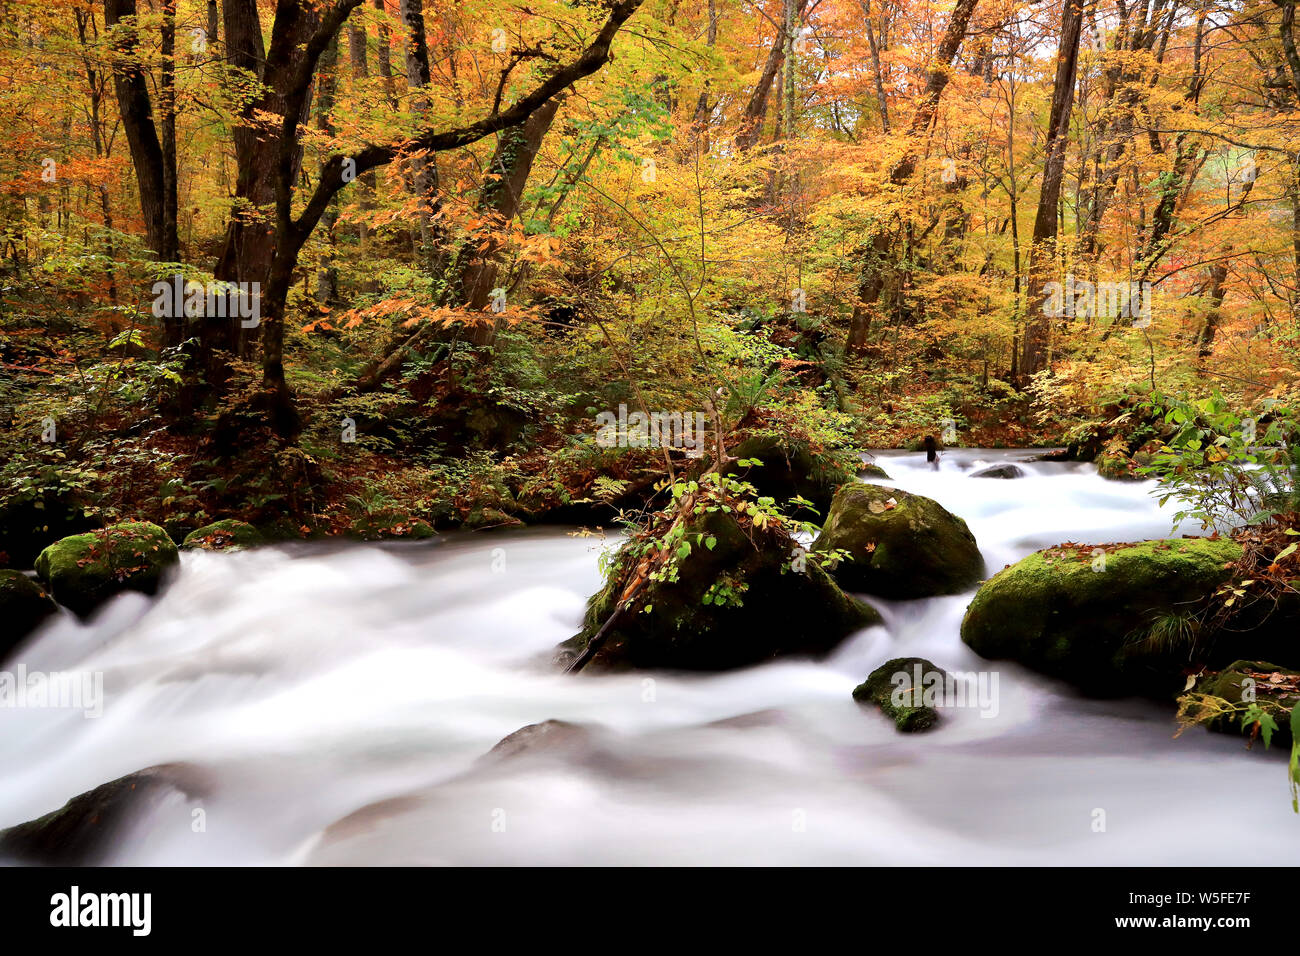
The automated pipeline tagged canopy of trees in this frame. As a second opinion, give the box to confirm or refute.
[2,0,1299,535]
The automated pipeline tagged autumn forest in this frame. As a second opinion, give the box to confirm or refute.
[1,0,1299,870]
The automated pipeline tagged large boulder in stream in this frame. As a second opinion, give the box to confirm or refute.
[555,509,880,672]
[0,764,210,865]
[0,570,58,658]
[34,521,178,618]
[812,483,984,599]
[960,537,1264,697]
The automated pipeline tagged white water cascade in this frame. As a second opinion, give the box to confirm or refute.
[1,449,1295,864]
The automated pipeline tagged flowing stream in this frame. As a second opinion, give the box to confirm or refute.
[2,449,1296,865]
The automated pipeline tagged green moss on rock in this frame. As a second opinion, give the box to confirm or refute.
[34,521,178,618]
[348,513,437,541]
[812,483,984,598]
[557,509,880,672]
[961,537,1244,696]
[182,519,264,551]
[0,570,58,658]
[852,657,947,732]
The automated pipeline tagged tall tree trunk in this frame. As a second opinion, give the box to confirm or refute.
[103,0,173,265]
[736,0,808,150]
[1197,263,1228,360]
[74,8,119,304]
[845,0,980,353]
[1018,0,1085,378]
[375,0,394,90]
[861,0,890,133]
[159,0,180,266]
[315,35,341,306]
[401,0,439,258]
[782,0,797,138]
[692,0,718,144]
[441,95,566,346]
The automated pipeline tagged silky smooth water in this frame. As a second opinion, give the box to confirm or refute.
[2,449,1295,865]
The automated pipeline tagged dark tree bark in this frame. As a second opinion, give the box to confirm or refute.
[401,0,441,258]
[443,95,565,320]
[315,35,341,306]
[213,0,319,364]
[1018,0,1085,378]
[159,0,180,267]
[736,0,808,150]
[103,0,175,265]
[861,0,890,133]
[1197,263,1228,360]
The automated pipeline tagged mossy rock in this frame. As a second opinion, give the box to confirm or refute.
[858,463,891,480]
[723,435,854,519]
[182,519,264,552]
[1180,660,1298,748]
[462,506,525,530]
[961,538,1248,697]
[34,521,179,618]
[1097,451,1142,481]
[812,483,984,599]
[852,657,947,732]
[556,509,880,672]
[348,512,437,541]
[0,570,58,659]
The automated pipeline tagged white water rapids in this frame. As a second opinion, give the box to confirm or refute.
[2,449,1296,865]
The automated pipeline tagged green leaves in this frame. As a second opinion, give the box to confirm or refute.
[1242,704,1278,749]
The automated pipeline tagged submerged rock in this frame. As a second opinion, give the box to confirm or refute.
[182,519,264,551]
[34,521,179,618]
[0,570,58,658]
[970,463,1024,479]
[961,537,1248,696]
[556,509,880,672]
[0,764,209,865]
[853,657,948,732]
[812,483,984,599]
[477,720,597,765]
